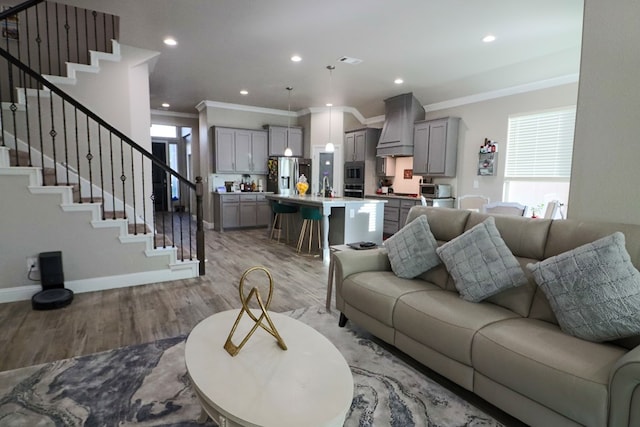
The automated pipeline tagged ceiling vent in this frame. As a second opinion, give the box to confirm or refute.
[338,56,363,65]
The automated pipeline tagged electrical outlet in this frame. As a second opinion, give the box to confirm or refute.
[27,256,38,272]
[473,180,479,189]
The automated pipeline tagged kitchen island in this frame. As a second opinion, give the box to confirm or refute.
[265,194,387,264]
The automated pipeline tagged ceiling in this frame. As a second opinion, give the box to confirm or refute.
[57,0,584,118]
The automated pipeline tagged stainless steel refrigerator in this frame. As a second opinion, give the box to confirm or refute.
[267,157,311,195]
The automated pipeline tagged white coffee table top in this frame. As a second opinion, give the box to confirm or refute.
[185,310,354,427]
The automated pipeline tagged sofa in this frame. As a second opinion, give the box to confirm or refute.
[333,206,640,427]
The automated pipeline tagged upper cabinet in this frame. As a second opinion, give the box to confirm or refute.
[413,117,460,177]
[265,125,303,157]
[344,128,380,162]
[212,126,269,174]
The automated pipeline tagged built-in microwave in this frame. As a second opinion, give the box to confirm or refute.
[344,161,365,185]
[420,183,452,199]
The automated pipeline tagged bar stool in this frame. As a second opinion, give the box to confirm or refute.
[270,202,299,243]
[297,207,322,254]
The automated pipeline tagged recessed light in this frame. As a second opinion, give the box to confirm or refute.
[291,55,302,62]
[326,103,333,107]
[161,102,170,108]
[240,90,249,95]
[164,37,177,46]
[482,34,496,43]
[394,78,404,84]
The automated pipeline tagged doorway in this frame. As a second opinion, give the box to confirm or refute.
[152,142,168,212]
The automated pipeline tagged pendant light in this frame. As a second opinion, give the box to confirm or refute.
[325,65,336,153]
[284,86,294,157]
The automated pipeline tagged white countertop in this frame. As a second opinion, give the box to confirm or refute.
[266,194,387,207]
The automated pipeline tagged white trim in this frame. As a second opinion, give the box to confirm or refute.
[196,100,295,117]
[151,109,199,119]
[424,74,579,112]
[0,267,199,303]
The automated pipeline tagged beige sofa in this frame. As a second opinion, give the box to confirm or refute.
[334,206,640,427]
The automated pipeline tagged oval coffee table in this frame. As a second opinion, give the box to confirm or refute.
[185,310,354,427]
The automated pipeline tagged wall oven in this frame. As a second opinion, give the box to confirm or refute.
[344,183,364,198]
[344,161,365,185]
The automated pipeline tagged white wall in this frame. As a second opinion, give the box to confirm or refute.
[568,0,640,224]
[424,83,579,203]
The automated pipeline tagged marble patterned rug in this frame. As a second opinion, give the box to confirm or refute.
[0,307,503,426]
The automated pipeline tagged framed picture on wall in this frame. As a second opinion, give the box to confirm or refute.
[1,6,19,41]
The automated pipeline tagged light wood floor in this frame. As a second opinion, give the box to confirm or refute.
[0,226,330,372]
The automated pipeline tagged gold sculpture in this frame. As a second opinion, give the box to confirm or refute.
[223,266,287,356]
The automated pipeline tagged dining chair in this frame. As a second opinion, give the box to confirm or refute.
[481,201,527,216]
[457,195,490,212]
[543,200,560,219]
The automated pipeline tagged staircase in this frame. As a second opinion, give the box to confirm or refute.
[0,1,203,303]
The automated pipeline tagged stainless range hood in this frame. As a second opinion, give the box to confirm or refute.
[376,93,425,157]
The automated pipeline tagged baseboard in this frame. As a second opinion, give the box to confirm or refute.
[0,268,197,304]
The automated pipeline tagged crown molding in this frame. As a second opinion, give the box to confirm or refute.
[193,75,579,123]
[424,73,579,112]
[150,109,199,119]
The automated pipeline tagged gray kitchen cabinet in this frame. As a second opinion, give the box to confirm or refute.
[212,127,268,173]
[412,117,460,177]
[344,128,380,162]
[265,125,303,157]
[214,193,272,231]
[382,198,401,235]
[399,199,420,227]
[376,156,396,177]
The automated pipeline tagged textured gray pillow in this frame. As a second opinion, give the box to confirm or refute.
[436,216,527,302]
[527,232,640,342]
[383,215,440,279]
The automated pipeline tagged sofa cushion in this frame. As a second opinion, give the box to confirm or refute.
[393,289,519,366]
[473,318,626,427]
[436,217,528,302]
[384,215,440,278]
[341,271,438,327]
[528,232,640,342]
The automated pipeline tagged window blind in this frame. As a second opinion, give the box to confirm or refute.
[505,107,576,179]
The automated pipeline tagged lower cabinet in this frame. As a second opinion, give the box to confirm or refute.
[379,197,421,235]
[214,193,271,231]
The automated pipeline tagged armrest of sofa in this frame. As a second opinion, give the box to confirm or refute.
[608,344,640,426]
[333,248,391,312]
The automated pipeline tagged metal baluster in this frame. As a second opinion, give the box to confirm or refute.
[0,60,4,148]
[196,176,204,274]
[161,195,166,247]
[36,76,44,184]
[35,3,41,75]
[86,116,93,202]
[74,107,81,199]
[23,70,32,166]
[102,11,107,52]
[15,11,23,89]
[92,11,97,52]
[55,2,61,76]
[7,62,19,159]
[49,92,58,185]
[44,2,50,75]
[120,137,126,219]
[25,7,32,87]
[64,5,69,66]
[83,9,87,64]
[61,97,68,184]
[130,145,137,233]
[74,7,78,64]
[97,124,104,209]
[141,157,147,234]
[187,180,193,260]
[151,191,157,248]
[108,132,115,220]
[178,179,184,260]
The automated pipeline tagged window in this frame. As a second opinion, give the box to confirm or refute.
[503,107,576,216]
[150,124,177,138]
[169,143,179,200]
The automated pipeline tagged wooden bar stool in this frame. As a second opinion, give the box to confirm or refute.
[270,202,299,243]
[297,207,322,254]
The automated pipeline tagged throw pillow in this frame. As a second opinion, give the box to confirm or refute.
[527,232,640,342]
[383,215,440,279]
[436,216,527,302]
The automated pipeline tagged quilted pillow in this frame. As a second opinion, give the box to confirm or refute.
[383,215,440,279]
[527,232,640,342]
[436,216,527,302]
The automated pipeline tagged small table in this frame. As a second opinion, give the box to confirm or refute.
[185,310,354,427]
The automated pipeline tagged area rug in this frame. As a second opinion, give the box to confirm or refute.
[0,307,503,426]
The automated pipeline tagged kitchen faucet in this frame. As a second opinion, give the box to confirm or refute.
[322,176,331,197]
